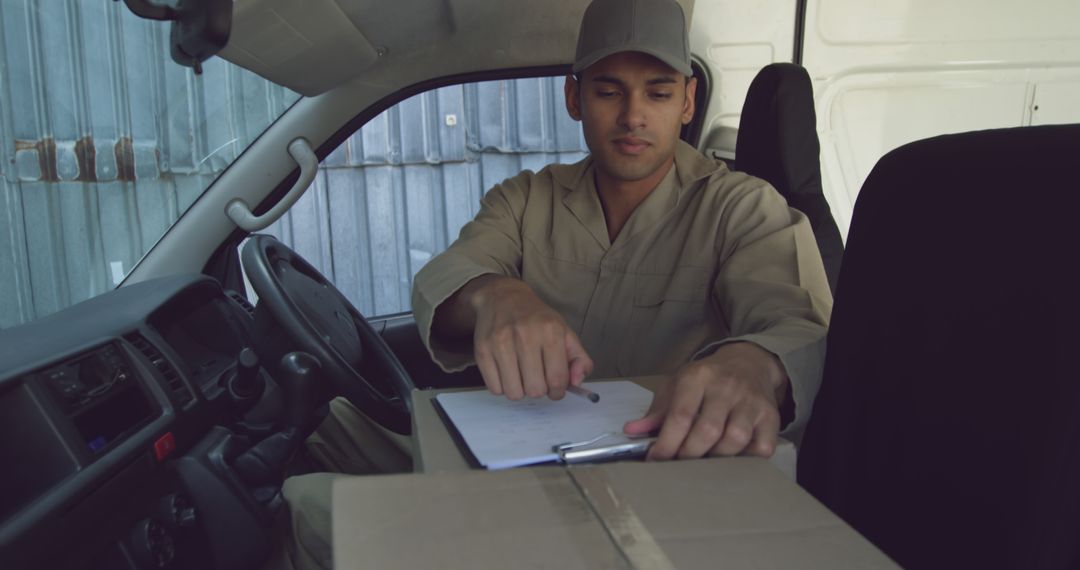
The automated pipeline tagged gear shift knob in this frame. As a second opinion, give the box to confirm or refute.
[278,351,321,429]
[227,347,263,400]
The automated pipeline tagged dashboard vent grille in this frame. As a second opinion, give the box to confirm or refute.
[125,334,193,408]
[227,290,257,319]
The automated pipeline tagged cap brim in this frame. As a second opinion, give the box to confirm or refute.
[572,46,692,77]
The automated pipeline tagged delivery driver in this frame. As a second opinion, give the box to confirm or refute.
[279,0,832,567]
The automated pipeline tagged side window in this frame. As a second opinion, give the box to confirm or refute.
[264,77,587,317]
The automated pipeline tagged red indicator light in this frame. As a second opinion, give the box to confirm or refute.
[153,432,176,461]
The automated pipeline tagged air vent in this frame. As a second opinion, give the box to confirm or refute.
[125,333,194,408]
[227,290,256,319]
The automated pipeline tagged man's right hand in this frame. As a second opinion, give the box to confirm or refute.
[437,275,593,400]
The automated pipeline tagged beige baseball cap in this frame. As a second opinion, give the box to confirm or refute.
[572,0,692,76]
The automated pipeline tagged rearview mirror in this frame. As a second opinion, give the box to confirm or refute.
[117,0,231,74]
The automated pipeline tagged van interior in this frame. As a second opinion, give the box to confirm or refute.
[1,0,1078,568]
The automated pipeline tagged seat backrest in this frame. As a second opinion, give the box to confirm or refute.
[735,63,844,293]
[798,124,1080,569]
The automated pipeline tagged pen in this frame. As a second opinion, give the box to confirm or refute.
[567,384,599,403]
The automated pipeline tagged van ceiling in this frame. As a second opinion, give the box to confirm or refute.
[217,0,694,96]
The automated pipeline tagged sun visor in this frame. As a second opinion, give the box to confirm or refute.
[217,0,381,96]
[336,0,454,59]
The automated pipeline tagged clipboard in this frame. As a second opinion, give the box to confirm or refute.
[430,396,530,469]
[431,381,655,470]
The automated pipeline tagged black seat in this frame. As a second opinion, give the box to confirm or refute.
[798,125,1080,569]
[736,63,844,294]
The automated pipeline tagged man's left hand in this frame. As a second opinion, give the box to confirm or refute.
[623,342,788,459]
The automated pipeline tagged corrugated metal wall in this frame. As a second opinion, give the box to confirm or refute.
[264,78,587,317]
[0,0,299,328]
[0,0,586,328]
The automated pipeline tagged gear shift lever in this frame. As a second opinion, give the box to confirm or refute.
[226,347,264,412]
[232,351,321,489]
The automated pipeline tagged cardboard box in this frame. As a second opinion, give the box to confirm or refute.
[332,457,897,569]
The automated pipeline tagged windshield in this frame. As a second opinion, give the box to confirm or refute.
[0,0,300,329]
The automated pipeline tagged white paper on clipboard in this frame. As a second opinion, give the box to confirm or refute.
[433,380,654,470]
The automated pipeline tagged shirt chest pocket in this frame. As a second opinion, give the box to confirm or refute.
[619,269,713,376]
[632,269,711,307]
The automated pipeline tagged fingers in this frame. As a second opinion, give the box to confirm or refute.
[742,406,780,458]
[648,376,706,460]
[708,406,755,456]
[518,334,547,399]
[677,396,731,459]
[474,345,503,396]
[475,320,587,401]
[655,399,777,460]
[623,379,672,435]
[468,282,594,400]
[645,357,784,461]
[492,344,525,400]
[541,342,569,400]
[564,331,593,386]
[623,413,662,436]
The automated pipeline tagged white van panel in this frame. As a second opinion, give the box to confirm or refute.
[1032,81,1080,125]
[690,0,796,137]
[814,0,1080,47]
[804,0,1080,239]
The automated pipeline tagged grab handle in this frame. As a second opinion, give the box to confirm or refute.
[226,137,317,231]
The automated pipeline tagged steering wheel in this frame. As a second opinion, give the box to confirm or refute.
[241,234,414,435]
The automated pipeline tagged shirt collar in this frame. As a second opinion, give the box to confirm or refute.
[554,141,727,250]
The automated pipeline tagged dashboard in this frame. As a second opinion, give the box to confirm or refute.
[0,275,280,570]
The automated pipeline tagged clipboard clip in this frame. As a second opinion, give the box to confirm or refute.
[555,437,656,464]
[553,432,621,453]
[553,431,655,453]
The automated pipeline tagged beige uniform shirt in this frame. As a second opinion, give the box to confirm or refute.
[412,141,833,440]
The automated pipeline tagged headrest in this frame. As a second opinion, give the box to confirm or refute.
[735,63,821,200]
[846,124,1080,273]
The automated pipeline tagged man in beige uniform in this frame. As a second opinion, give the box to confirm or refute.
[276,0,831,567]
[413,0,831,459]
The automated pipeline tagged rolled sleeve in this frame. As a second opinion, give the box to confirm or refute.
[694,183,833,445]
[411,173,531,372]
